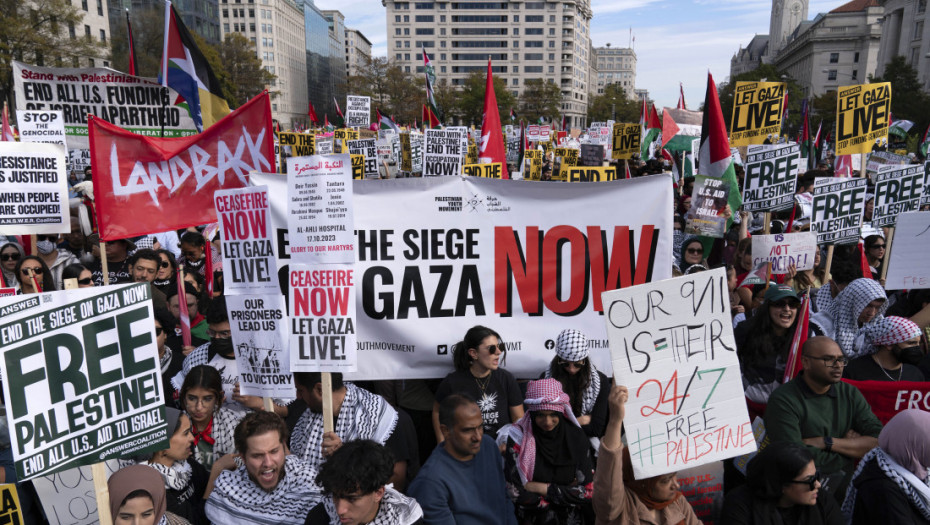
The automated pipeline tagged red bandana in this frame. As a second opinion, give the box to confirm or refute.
[192,418,215,446]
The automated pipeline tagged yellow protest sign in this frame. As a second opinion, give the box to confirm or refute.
[836,82,891,156]
[277,133,316,156]
[351,154,364,179]
[729,81,786,146]
[400,133,413,172]
[334,128,359,153]
[567,166,618,182]
[524,150,542,180]
[554,148,579,181]
[0,484,21,524]
[611,123,642,160]
[463,163,503,178]
[466,143,478,164]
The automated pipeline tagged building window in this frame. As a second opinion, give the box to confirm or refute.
[513,41,518,47]
[69,23,75,39]
[414,2,435,7]
[85,25,91,41]
[405,53,410,60]
[404,15,410,22]
[272,103,277,111]
[440,40,446,47]
[416,15,434,22]
[396,40,402,47]
[827,70,837,80]
[854,51,860,63]
[440,65,446,72]
[829,53,839,63]
[416,28,434,35]
[81,0,88,10]
[513,15,519,22]
[914,20,924,39]
[513,28,519,35]
[852,69,858,79]
[395,15,401,22]
[512,78,518,85]
[440,15,446,21]
[525,41,543,47]
[396,53,403,60]
[99,29,106,42]
[526,15,543,22]
[96,0,103,15]
[404,28,410,35]
[440,53,446,60]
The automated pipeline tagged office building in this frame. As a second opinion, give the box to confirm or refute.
[594,45,636,98]
[345,28,372,76]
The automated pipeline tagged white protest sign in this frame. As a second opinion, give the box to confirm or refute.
[226,294,295,397]
[742,143,800,212]
[751,232,817,274]
[286,154,355,264]
[68,149,90,174]
[872,164,924,228]
[16,110,67,147]
[316,136,334,155]
[811,177,867,245]
[603,268,755,478]
[0,141,69,235]
[345,95,370,128]
[884,211,930,289]
[922,161,930,206]
[347,138,378,179]
[527,125,541,141]
[424,129,464,176]
[289,263,357,372]
[215,186,278,295]
[0,283,167,480]
[32,459,122,525]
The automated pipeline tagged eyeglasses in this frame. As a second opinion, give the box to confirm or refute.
[687,248,703,254]
[77,277,93,285]
[785,471,821,491]
[803,354,848,367]
[1,253,20,262]
[770,300,800,310]
[558,358,586,369]
[159,261,171,268]
[207,329,232,339]
[21,267,43,276]
[483,343,505,354]
[870,244,886,250]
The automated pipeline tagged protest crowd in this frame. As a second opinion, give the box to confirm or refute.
[3,13,930,525]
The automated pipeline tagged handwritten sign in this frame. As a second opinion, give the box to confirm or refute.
[603,268,755,478]
[567,166,618,182]
[729,82,785,146]
[751,232,817,274]
[32,460,122,525]
[742,143,800,212]
[226,294,295,397]
[884,211,930,289]
[462,163,502,178]
[286,154,355,264]
[872,164,924,227]
[289,263,357,372]
[215,186,278,294]
[611,123,642,160]
[836,82,891,156]
[812,176,867,245]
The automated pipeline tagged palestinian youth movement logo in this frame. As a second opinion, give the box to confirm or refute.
[466,193,484,212]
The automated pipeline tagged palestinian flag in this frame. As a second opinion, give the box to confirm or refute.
[333,97,345,128]
[888,117,914,139]
[698,72,742,226]
[423,48,443,123]
[920,124,930,157]
[812,121,823,166]
[423,104,440,128]
[661,107,702,153]
[159,1,230,131]
[510,108,517,123]
[377,109,400,134]
[641,100,661,159]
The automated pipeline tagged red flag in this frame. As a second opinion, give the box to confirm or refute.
[624,161,632,179]
[205,240,215,296]
[308,101,319,125]
[835,154,853,177]
[858,241,872,280]
[1,102,14,142]
[324,115,330,128]
[661,108,679,148]
[784,293,811,382]
[477,59,509,179]
[677,83,686,110]
[177,268,192,347]
[90,91,274,240]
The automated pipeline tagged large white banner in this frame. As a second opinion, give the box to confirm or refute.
[251,173,673,379]
[885,211,930,290]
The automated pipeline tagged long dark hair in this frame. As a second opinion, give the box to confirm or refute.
[549,357,592,416]
[14,255,55,292]
[746,441,814,500]
[737,298,799,366]
[180,365,224,410]
[452,325,504,372]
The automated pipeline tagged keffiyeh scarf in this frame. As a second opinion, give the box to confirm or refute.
[513,378,580,485]
[842,447,930,521]
[321,487,423,525]
[544,365,601,416]
[291,383,398,470]
[145,461,193,491]
[190,407,243,466]
[828,278,888,358]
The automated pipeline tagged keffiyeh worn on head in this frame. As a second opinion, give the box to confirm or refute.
[321,486,423,525]
[864,316,923,348]
[512,378,581,484]
[555,329,588,361]
[828,278,887,358]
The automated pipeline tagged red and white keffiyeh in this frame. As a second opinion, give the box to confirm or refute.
[865,316,923,347]
[513,378,580,484]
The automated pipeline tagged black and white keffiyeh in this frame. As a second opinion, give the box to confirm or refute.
[544,365,600,416]
[545,329,600,415]
[190,407,244,466]
[321,486,423,525]
[828,278,888,358]
[291,383,398,470]
[842,447,930,521]
[171,342,212,391]
[145,460,193,491]
[205,455,323,525]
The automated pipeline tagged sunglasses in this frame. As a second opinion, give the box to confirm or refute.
[785,470,821,491]
[36,235,57,242]
[770,300,800,309]
[558,358,586,369]
[159,261,171,268]
[1,253,20,262]
[687,248,703,255]
[21,267,43,276]
[483,343,505,354]
[870,244,886,250]
[77,277,93,285]
[155,326,164,335]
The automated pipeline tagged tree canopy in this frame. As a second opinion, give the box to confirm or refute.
[587,83,639,123]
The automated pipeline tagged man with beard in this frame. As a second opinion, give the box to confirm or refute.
[128,248,167,310]
[205,411,322,524]
[844,316,925,381]
[765,336,883,501]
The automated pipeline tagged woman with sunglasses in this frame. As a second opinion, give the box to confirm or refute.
[178,365,244,470]
[0,241,24,289]
[678,236,706,275]
[542,329,609,442]
[863,235,886,281]
[35,233,78,289]
[721,441,843,524]
[154,249,179,296]
[13,255,54,294]
[60,263,95,288]
[433,325,525,443]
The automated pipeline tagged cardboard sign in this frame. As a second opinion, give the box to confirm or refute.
[0,141,70,235]
[0,484,22,524]
[603,268,755,478]
[289,263,357,372]
[226,294,295,398]
[677,462,724,525]
[278,133,315,156]
[466,142,478,164]
[812,177,868,245]
[32,460,122,525]
[424,129,464,177]
[612,123,642,160]
[215,186,278,294]
[866,151,908,176]
[316,136,334,155]
[567,166,618,182]
[345,95,371,128]
[286,154,355,264]
[347,138,378,179]
[742,143,800,212]
[16,110,67,147]
[836,82,891,156]
[400,133,413,172]
[462,163,503,178]
[554,148,579,181]
[884,211,930,289]
[872,164,924,227]
[0,284,167,480]
[751,232,818,273]
[334,128,358,154]
[523,150,542,181]
[579,144,605,166]
[686,176,730,238]
[729,81,785,146]
[68,149,90,175]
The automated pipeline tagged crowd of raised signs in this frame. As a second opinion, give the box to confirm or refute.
[2,151,930,525]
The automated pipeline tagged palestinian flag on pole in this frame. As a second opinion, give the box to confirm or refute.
[640,101,661,159]
[698,71,742,226]
[888,117,914,139]
[920,124,930,157]
[509,108,517,123]
[333,97,345,128]
[423,48,443,124]
[812,121,823,166]
[377,109,400,134]
[661,107,702,153]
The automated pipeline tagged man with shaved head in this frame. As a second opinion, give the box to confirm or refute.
[764,336,883,501]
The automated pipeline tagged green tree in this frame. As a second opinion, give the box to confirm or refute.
[457,70,516,126]
[216,33,276,108]
[110,7,163,78]
[587,83,639,122]
[870,55,930,148]
[809,90,836,139]
[519,79,561,124]
[0,0,106,111]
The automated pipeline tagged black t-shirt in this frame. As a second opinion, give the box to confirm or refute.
[843,355,925,382]
[435,368,524,437]
[161,337,186,409]
[87,258,131,287]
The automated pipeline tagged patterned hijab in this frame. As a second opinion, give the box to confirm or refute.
[828,278,888,357]
[864,316,923,349]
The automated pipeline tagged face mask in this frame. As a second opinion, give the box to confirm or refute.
[36,240,55,255]
[211,337,234,356]
[893,345,923,366]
